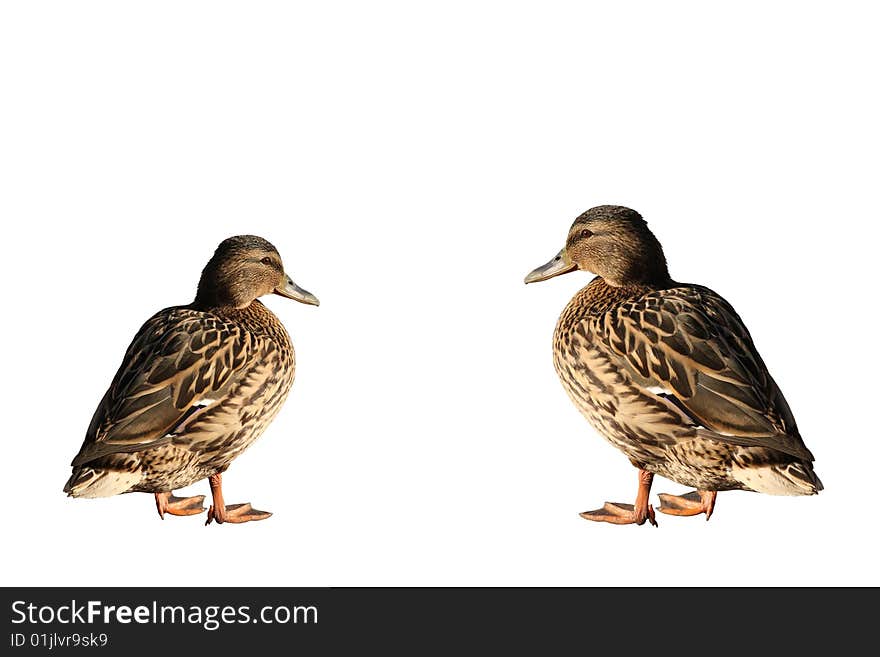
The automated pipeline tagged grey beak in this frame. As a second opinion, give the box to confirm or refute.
[524,249,577,284]
[274,274,320,306]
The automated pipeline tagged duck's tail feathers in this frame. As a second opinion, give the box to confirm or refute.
[732,460,823,496]
[63,466,141,498]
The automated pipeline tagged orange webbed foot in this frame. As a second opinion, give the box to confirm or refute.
[657,490,717,520]
[580,501,657,527]
[205,502,272,526]
[155,493,206,519]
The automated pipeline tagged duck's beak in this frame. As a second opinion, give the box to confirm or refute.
[524,249,577,284]
[275,274,320,306]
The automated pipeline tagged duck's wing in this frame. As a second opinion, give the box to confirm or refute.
[71,307,254,466]
[600,285,813,460]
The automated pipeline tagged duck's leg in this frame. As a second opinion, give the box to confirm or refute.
[204,473,272,525]
[658,490,717,520]
[154,492,206,519]
[579,469,658,527]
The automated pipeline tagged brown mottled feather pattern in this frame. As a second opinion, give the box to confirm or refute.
[68,300,294,492]
[554,276,815,491]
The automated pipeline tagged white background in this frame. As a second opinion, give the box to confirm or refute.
[1,2,877,587]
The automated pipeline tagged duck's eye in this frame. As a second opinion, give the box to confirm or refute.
[580,228,593,240]
[260,256,273,266]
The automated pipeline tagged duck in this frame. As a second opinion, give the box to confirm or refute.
[524,205,821,526]
[64,235,319,525]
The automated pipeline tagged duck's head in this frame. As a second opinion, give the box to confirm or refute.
[524,205,671,288]
[195,235,320,309]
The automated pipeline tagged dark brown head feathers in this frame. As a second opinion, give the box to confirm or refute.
[573,205,647,229]
[213,235,280,258]
[566,206,671,287]
[195,235,286,309]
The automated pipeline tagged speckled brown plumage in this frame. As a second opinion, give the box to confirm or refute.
[526,205,821,526]
[64,235,319,524]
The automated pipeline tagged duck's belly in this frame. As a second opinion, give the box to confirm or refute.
[132,445,206,492]
[552,336,743,491]
[646,442,742,491]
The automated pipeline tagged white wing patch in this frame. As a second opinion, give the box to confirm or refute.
[163,398,220,438]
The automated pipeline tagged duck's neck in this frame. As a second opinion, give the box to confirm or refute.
[194,280,259,309]
[602,255,673,288]
[598,227,673,287]
[191,296,258,315]
[194,257,257,309]
[570,276,665,317]
[604,269,674,288]
[198,299,284,333]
